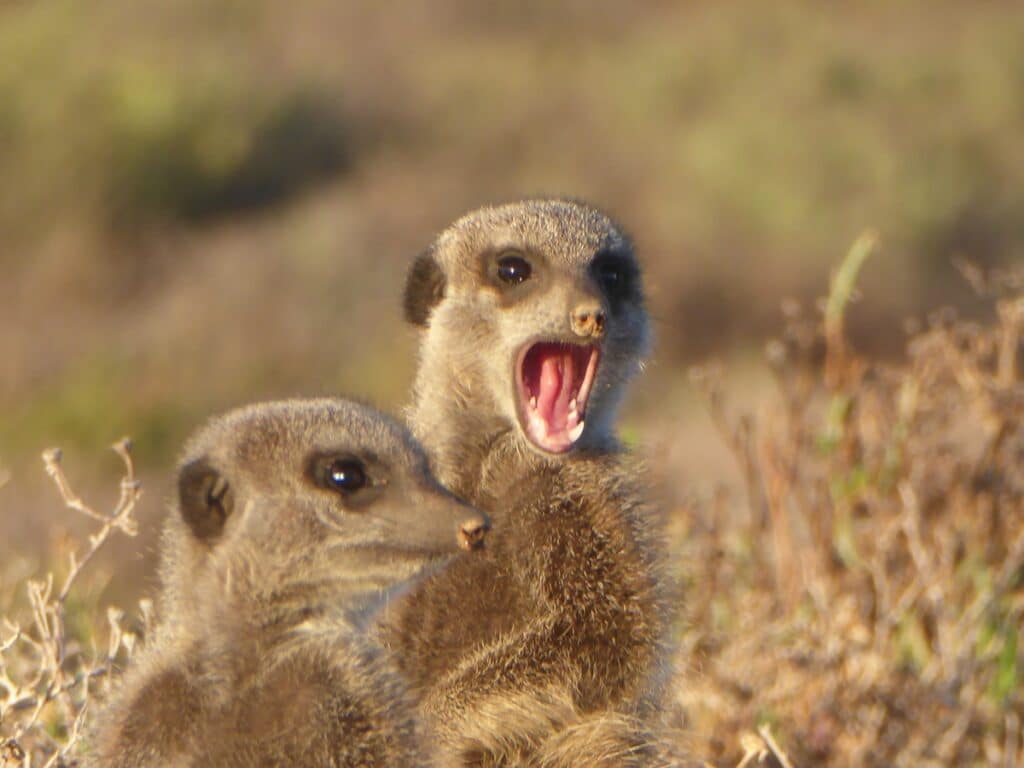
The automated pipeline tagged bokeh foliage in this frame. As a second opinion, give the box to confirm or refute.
[3,0,1023,468]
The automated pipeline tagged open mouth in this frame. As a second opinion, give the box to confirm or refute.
[516,341,600,454]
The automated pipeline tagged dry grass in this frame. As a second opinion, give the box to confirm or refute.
[675,240,1024,766]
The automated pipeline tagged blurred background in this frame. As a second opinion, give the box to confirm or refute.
[1,2,1023,762]
[2,1,1024,765]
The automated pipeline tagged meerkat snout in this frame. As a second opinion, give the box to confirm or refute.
[458,513,490,551]
[570,300,606,339]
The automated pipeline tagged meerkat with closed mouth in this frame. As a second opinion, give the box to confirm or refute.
[87,399,489,768]
[383,199,675,766]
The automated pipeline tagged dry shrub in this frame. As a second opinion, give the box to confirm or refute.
[0,441,144,767]
[678,237,1024,767]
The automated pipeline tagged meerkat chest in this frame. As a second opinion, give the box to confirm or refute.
[514,497,643,612]
[492,478,662,709]
[201,649,415,766]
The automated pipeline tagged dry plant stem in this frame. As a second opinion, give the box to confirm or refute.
[757,438,800,607]
[756,724,796,768]
[44,440,139,677]
[735,732,769,768]
[0,439,141,765]
[41,692,90,768]
[996,298,1023,387]
[1006,712,1020,768]
[949,527,1024,674]
[824,230,877,390]
[935,687,981,762]
[691,365,770,528]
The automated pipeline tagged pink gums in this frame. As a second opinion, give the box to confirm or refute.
[517,342,599,453]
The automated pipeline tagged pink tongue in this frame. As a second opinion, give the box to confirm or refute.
[537,351,574,431]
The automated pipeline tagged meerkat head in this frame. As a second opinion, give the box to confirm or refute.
[404,199,650,456]
[165,399,489,618]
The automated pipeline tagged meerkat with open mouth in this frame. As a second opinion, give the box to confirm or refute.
[385,200,675,766]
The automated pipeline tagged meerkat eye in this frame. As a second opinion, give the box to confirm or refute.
[309,454,371,496]
[327,459,367,492]
[496,253,532,285]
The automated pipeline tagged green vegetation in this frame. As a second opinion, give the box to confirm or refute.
[0,1,350,236]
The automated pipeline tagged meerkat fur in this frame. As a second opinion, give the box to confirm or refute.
[87,399,488,768]
[385,199,680,765]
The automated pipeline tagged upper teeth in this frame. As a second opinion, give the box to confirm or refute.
[530,396,537,409]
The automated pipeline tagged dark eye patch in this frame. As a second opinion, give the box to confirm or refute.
[590,251,639,308]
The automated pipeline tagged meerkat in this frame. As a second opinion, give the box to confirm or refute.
[383,199,676,766]
[87,399,489,768]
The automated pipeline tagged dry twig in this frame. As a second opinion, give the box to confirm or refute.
[679,245,1023,767]
[0,439,142,766]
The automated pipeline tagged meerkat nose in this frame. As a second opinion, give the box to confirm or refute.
[458,513,491,551]
[571,301,606,339]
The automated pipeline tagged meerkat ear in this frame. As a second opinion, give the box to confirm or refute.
[403,247,446,327]
[177,459,234,541]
